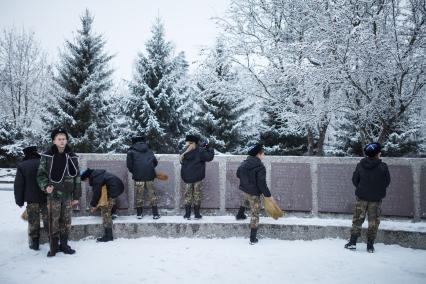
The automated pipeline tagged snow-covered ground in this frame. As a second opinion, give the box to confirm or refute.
[1,191,426,284]
[0,168,15,183]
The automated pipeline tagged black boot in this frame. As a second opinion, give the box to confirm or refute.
[194,205,202,219]
[183,205,191,220]
[250,228,258,245]
[152,206,161,220]
[367,239,375,253]
[60,235,76,254]
[47,237,59,257]
[29,237,39,251]
[236,206,247,220]
[97,228,113,242]
[344,234,358,250]
[136,207,143,219]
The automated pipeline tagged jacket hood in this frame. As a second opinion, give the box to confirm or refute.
[131,142,149,153]
[241,156,263,170]
[360,157,381,170]
[89,169,106,186]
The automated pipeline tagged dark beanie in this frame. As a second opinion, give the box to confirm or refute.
[131,136,146,144]
[23,146,38,156]
[248,144,264,156]
[185,134,200,144]
[80,168,94,181]
[51,127,69,141]
[364,142,381,158]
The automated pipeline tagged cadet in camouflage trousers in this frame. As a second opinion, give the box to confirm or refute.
[37,129,81,257]
[345,142,390,253]
[135,181,158,208]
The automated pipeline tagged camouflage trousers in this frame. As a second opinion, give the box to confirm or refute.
[27,203,48,240]
[244,193,261,229]
[350,197,382,241]
[100,198,115,229]
[184,181,203,206]
[47,196,72,239]
[135,181,158,207]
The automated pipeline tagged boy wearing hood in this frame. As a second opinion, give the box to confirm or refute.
[14,146,48,251]
[237,144,271,245]
[345,142,391,253]
[180,134,214,220]
[80,168,124,242]
[37,128,81,257]
[126,136,160,219]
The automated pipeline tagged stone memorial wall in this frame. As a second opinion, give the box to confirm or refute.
[77,154,426,220]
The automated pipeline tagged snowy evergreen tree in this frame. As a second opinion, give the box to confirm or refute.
[193,38,250,154]
[126,18,188,153]
[42,9,114,153]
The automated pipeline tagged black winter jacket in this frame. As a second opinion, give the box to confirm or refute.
[88,169,124,207]
[180,146,214,183]
[237,156,271,197]
[352,157,391,202]
[14,157,47,206]
[126,142,158,181]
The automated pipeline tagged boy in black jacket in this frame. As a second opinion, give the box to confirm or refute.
[14,146,48,250]
[180,134,214,220]
[126,136,160,219]
[237,144,271,245]
[81,168,124,242]
[345,142,391,253]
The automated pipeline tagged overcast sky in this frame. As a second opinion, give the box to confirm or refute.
[0,0,230,80]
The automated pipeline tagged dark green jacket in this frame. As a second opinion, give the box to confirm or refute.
[37,145,81,200]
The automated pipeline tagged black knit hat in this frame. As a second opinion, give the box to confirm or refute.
[131,136,146,144]
[23,146,38,156]
[185,134,200,144]
[364,142,381,158]
[51,127,69,141]
[248,144,264,156]
[80,168,94,181]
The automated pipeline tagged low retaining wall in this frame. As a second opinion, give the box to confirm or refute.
[39,217,426,250]
[77,154,426,220]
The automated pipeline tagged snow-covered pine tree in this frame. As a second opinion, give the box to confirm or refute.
[126,18,188,153]
[42,9,114,152]
[193,38,250,154]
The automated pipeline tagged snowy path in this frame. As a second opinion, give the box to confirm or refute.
[1,191,426,284]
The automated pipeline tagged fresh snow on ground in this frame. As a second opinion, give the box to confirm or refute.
[1,191,426,284]
[0,168,15,183]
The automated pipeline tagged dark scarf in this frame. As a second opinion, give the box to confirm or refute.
[50,145,77,183]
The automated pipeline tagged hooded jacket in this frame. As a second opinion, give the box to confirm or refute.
[236,156,271,197]
[36,145,81,200]
[14,155,47,206]
[88,169,124,207]
[126,142,158,181]
[180,146,214,183]
[352,157,391,202]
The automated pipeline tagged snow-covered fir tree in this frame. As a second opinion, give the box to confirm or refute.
[42,9,114,153]
[193,38,250,154]
[126,18,188,153]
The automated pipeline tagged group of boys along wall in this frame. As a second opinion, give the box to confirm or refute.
[77,154,426,220]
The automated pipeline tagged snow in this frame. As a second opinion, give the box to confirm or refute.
[0,168,15,183]
[1,191,426,284]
